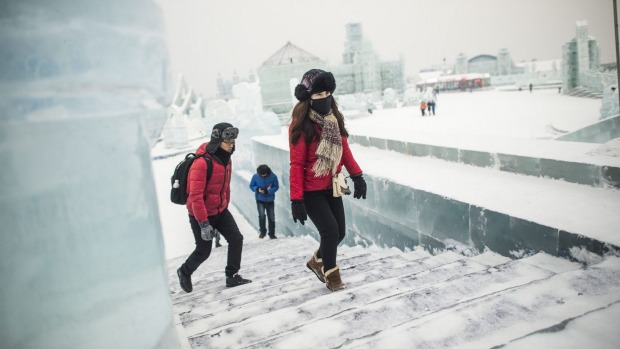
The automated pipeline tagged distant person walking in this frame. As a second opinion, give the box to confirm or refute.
[366,101,375,114]
[420,100,427,116]
[426,100,431,115]
[529,83,533,92]
[249,164,279,239]
[176,122,252,293]
[429,100,436,115]
[289,69,367,292]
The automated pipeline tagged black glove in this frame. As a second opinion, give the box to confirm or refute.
[291,200,307,225]
[351,174,367,199]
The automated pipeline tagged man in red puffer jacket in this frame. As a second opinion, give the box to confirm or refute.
[176,122,252,292]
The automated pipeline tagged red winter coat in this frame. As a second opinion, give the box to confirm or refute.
[186,143,231,223]
[289,123,362,201]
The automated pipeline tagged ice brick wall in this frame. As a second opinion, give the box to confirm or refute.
[239,138,620,261]
[350,134,620,189]
[0,1,179,348]
[556,114,620,145]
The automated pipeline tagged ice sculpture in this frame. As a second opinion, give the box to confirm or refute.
[162,74,209,148]
[382,88,398,109]
[600,81,619,120]
[163,74,192,148]
[0,1,180,348]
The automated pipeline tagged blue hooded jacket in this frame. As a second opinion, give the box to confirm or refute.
[249,165,279,203]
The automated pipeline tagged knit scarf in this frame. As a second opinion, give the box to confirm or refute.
[309,109,342,177]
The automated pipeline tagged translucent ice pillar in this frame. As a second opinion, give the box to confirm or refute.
[0,1,180,348]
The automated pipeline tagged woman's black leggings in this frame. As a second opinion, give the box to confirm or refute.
[304,189,346,271]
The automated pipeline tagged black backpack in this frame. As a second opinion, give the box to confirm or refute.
[170,153,213,205]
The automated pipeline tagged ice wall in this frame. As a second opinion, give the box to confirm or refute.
[0,1,180,348]
[239,136,620,263]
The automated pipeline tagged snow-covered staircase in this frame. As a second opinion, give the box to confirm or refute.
[168,235,620,349]
[565,86,603,99]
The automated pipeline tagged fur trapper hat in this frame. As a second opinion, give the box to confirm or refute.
[206,122,238,153]
[294,69,336,101]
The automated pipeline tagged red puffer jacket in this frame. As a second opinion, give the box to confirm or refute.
[289,123,362,200]
[186,143,231,223]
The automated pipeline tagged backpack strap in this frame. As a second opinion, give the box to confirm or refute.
[202,155,213,182]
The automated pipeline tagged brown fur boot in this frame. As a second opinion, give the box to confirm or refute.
[323,265,346,292]
[306,250,325,283]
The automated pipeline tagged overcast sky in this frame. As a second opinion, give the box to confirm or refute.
[158,0,616,98]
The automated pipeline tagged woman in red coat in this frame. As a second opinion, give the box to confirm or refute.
[289,69,367,292]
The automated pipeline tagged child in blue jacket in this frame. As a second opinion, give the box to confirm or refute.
[249,164,279,238]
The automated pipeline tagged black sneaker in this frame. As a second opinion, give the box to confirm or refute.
[268,235,277,239]
[259,234,266,239]
[215,241,222,248]
[177,267,192,293]
[226,273,252,287]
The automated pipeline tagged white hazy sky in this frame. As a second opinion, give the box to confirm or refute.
[158,0,616,98]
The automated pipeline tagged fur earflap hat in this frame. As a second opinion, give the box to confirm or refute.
[206,122,238,153]
[294,69,336,101]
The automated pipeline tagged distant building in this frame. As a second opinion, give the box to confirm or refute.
[418,50,517,91]
[453,49,524,78]
[256,41,325,118]
[416,72,491,92]
[562,20,602,93]
[468,54,498,76]
[419,47,568,90]
[562,20,618,120]
[454,53,468,75]
[496,48,519,75]
[333,22,405,94]
[256,23,405,120]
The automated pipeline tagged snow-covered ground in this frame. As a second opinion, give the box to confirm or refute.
[348,88,601,141]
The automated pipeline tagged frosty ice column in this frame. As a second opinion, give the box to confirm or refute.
[0,1,180,348]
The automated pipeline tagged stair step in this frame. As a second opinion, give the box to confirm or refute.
[236,257,557,349]
[169,236,620,349]
[182,250,521,348]
[346,256,620,349]
[169,237,320,299]
[180,253,412,336]
[500,299,620,348]
[170,237,399,301]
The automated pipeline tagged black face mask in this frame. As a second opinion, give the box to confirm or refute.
[311,95,332,115]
